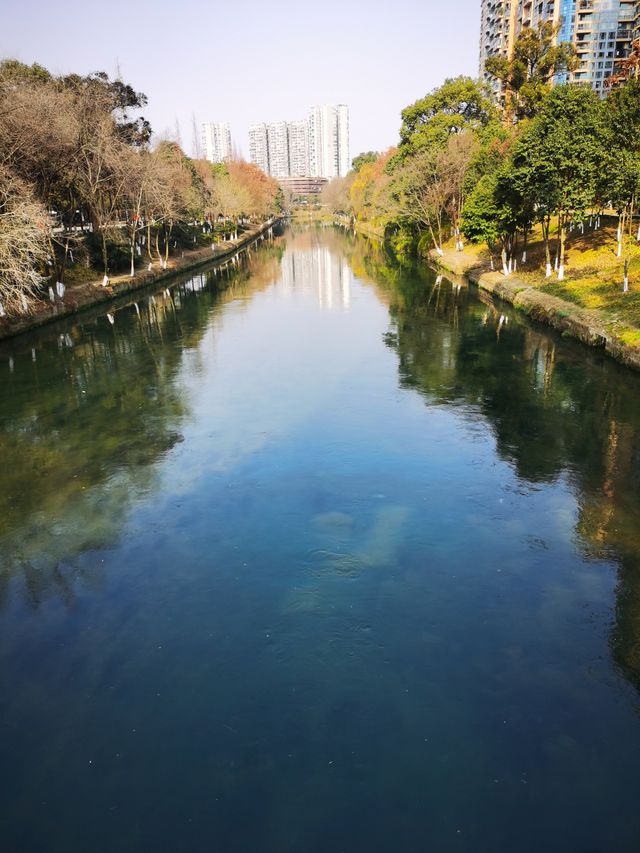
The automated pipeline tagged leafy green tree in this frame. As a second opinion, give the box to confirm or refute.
[351,151,379,172]
[510,85,606,280]
[398,77,497,153]
[462,172,521,273]
[485,22,577,120]
[0,59,52,85]
[601,80,640,290]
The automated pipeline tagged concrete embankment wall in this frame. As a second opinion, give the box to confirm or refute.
[431,249,640,373]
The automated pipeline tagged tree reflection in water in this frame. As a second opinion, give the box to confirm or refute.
[0,241,285,608]
[343,232,640,693]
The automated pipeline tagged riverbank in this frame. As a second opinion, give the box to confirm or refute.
[0,220,278,341]
[331,213,384,241]
[430,245,640,372]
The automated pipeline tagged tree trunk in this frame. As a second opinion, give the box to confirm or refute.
[426,220,442,255]
[617,214,624,258]
[558,218,567,281]
[502,245,509,277]
[101,231,109,277]
[542,218,552,278]
[624,256,630,292]
[623,198,635,291]
[147,223,156,265]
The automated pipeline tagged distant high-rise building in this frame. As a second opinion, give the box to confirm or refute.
[248,123,270,174]
[581,0,636,93]
[249,105,349,180]
[287,120,310,177]
[266,121,290,178]
[201,122,232,163]
[337,105,350,178]
[479,0,638,98]
[309,104,350,179]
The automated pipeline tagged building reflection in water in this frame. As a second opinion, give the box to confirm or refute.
[279,231,352,309]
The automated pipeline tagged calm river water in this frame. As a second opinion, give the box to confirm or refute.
[1,226,640,852]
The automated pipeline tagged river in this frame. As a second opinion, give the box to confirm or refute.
[1,225,640,852]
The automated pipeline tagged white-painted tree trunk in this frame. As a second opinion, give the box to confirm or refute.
[546,262,552,278]
[558,264,565,281]
[102,275,109,287]
[624,275,629,292]
[522,251,527,263]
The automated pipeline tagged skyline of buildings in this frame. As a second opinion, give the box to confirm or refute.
[201,121,232,164]
[479,0,640,100]
[248,105,350,181]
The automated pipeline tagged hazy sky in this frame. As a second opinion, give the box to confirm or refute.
[2,0,481,160]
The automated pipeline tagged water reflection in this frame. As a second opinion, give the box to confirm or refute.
[0,242,285,607]
[2,227,640,683]
[343,234,640,692]
[2,226,640,852]
[280,230,352,309]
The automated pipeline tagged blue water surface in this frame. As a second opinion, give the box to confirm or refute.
[0,226,639,852]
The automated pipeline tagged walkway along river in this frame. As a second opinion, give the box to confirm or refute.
[1,225,640,852]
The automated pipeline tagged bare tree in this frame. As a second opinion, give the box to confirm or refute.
[0,167,50,315]
[442,132,479,251]
[387,149,448,254]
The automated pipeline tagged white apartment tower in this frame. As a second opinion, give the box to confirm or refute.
[337,105,350,177]
[201,122,232,164]
[248,124,269,174]
[309,104,350,179]
[266,122,290,177]
[287,120,310,177]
